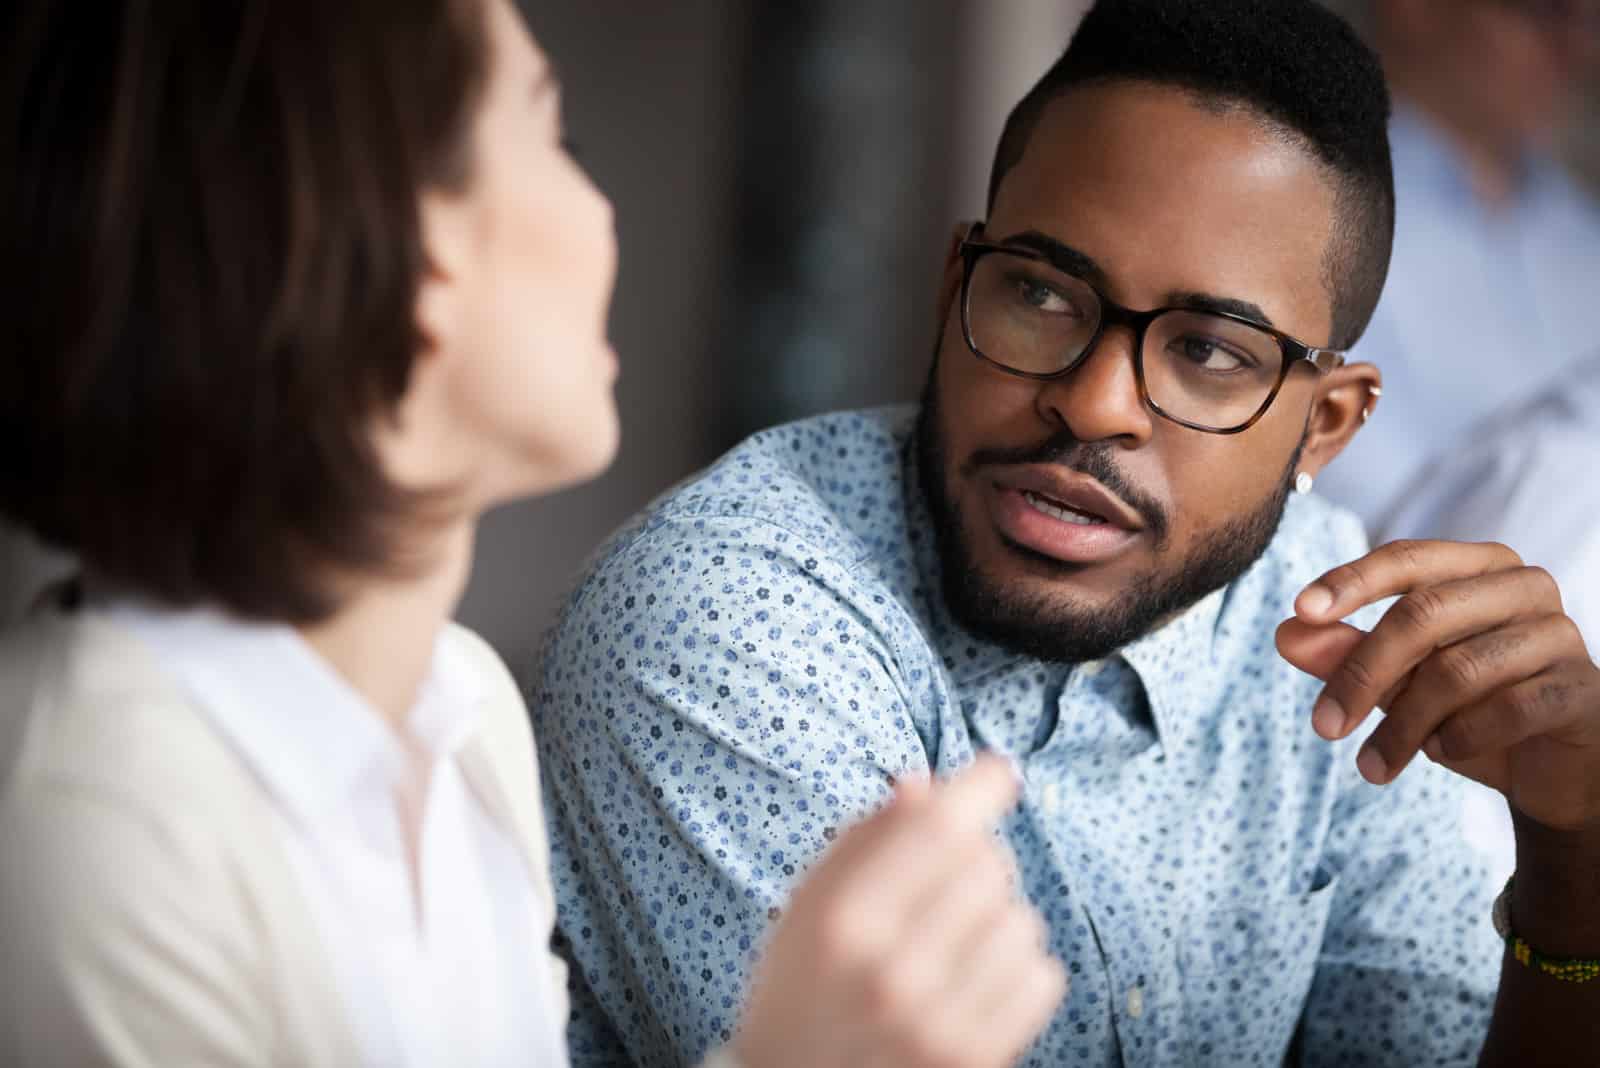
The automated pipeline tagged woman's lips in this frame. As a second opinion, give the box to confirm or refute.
[987,485,1142,565]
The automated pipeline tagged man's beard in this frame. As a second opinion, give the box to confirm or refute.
[914,364,1302,664]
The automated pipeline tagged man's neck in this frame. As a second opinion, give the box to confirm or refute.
[296,519,476,736]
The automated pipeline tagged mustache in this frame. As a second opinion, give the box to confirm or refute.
[962,429,1170,543]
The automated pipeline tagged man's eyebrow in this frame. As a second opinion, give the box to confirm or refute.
[1165,290,1276,329]
[993,230,1110,290]
[993,230,1279,328]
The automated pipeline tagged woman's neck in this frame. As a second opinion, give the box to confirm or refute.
[296,519,476,734]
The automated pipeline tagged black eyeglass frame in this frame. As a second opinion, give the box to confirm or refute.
[956,222,1346,435]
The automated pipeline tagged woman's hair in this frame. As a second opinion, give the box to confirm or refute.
[1,0,489,622]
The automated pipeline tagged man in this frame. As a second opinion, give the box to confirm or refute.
[535,1,1600,1064]
[1318,0,1600,528]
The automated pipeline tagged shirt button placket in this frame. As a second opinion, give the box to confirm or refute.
[1039,781,1064,819]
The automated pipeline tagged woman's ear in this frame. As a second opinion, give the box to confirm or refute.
[414,190,475,357]
[1299,362,1382,479]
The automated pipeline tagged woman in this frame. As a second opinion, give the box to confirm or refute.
[0,1,1065,1066]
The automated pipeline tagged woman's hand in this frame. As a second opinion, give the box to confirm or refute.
[731,753,1065,1068]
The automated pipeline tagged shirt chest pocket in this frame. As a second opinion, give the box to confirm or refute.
[1176,873,1340,1066]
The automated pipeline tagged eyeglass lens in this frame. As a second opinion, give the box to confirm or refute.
[965,250,1285,431]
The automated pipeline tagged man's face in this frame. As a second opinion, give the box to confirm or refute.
[919,82,1339,662]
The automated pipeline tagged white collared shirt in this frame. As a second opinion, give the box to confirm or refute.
[105,599,569,1068]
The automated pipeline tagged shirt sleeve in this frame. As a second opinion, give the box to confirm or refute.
[0,784,270,1067]
[532,513,931,1068]
[1295,744,1501,1066]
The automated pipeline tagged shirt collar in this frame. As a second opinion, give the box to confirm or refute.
[898,434,1229,750]
[100,596,488,827]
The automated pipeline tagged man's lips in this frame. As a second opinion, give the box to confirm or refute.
[984,467,1145,565]
[993,467,1145,532]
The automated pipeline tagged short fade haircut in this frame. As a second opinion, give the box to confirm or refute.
[1,0,488,622]
[986,0,1394,351]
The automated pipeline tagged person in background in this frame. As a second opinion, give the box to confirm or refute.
[1316,0,1600,895]
[1318,0,1600,527]
[0,1,1063,1066]
[534,1,1600,1065]
[1385,353,1600,652]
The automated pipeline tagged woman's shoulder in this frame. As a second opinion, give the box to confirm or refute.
[440,620,541,781]
[0,607,253,827]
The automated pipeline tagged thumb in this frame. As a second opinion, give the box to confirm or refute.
[1275,617,1365,683]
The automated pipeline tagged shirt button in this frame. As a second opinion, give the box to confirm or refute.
[1039,782,1064,818]
[1126,986,1145,1019]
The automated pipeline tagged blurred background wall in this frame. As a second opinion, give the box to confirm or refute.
[4,0,1594,672]
[465,0,1088,674]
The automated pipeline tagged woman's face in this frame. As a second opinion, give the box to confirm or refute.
[405,0,620,508]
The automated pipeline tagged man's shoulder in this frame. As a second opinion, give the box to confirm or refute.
[656,406,910,526]
[577,407,916,593]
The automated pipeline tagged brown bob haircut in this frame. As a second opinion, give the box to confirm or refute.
[1,0,489,622]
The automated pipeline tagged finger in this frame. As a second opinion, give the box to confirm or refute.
[1275,617,1364,682]
[981,956,1067,1068]
[1432,655,1596,766]
[852,902,1038,1068]
[1276,618,1410,738]
[934,905,1058,1066]
[1294,539,1525,624]
[1310,567,1559,744]
[955,914,1065,1068]
[1358,614,1576,784]
[893,768,933,804]
[888,839,1017,1003]
[825,753,1021,916]
[926,751,1025,834]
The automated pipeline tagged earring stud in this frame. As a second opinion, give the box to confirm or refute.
[1295,471,1314,495]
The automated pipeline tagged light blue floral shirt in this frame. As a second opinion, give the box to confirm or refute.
[533,407,1501,1068]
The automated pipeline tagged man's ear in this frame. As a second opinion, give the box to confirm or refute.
[1299,362,1382,478]
[933,222,972,329]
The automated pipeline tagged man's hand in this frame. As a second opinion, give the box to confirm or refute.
[1279,540,1600,1064]
[1274,540,1600,834]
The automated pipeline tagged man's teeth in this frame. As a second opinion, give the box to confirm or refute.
[1022,490,1103,526]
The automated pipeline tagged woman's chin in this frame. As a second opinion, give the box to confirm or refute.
[499,402,623,503]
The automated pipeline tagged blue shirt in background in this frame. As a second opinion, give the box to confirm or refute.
[1319,105,1600,531]
[534,407,1500,1068]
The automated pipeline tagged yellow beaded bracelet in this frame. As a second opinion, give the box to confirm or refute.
[1492,875,1600,984]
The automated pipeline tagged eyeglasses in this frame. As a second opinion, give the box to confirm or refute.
[956,222,1345,435]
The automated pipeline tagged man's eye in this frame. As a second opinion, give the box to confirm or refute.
[1014,278,1077,316]
[1176,336,1254,372]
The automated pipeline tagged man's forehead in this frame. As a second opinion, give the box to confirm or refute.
[989,82,1337,342]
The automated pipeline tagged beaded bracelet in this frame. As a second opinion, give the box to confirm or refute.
[1492,876,1600,984]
